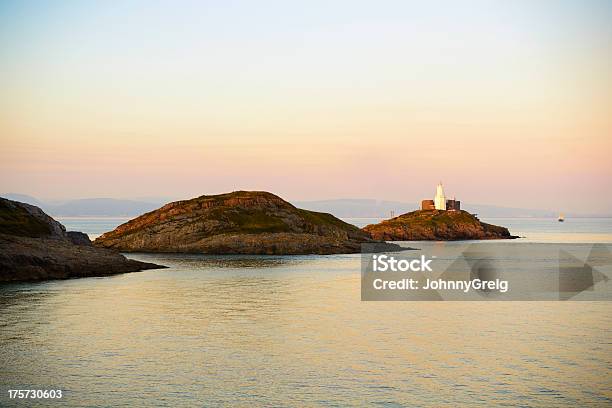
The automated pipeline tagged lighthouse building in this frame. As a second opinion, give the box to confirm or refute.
[421,183,461,211]
[434,182,446,210]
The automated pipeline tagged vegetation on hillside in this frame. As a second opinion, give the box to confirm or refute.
[382,209,480,228]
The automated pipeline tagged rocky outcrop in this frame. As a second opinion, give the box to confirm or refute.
[363,209,518,241]
[94,191,404,255]
[67,231,93,246]
[0,197,165,282]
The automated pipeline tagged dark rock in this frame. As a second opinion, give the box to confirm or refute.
[0,197,64,238]
[0,197,166,282]
[67,231,93,246]
[0,235,163,282]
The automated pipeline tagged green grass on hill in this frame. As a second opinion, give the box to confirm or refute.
[384,210,480,228]
[208,207,360,235]
[218,209,292,234]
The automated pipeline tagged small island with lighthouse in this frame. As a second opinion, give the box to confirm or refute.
[364,183,518,241]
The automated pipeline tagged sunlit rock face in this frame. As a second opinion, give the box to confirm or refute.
[94,191,400,255]
[363,209,518,241]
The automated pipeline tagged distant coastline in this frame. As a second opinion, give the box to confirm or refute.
[2,194,610,219]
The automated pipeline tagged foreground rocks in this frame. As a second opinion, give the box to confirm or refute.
[0,198,165,282]
[363,209,518,241]
[94,191,405,255]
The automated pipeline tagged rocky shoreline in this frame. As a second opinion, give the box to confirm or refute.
[0,198,166,283]
[1,193,516,282]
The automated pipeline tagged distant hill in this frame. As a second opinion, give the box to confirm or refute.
[292,199,415,218]
[293,199,575,218]
[1,194,161,217]
[2,194,606,218]
[45,198,161,217]
[1,193,44,207]
[461,204,555,218]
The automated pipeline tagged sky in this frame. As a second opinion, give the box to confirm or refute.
[1,0,611,213]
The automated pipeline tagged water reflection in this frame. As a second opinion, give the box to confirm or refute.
[130,252,315,270]
[0,250,611,407]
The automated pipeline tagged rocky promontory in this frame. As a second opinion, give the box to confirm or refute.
[363,209,518,241]
[0,197,165,282]
[94,191,404,255]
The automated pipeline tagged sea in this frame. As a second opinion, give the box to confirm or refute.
[1,217,611,407]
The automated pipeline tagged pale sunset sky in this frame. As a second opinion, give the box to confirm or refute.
[1,1,610,213]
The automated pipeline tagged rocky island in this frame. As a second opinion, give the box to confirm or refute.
[94,191,404,255]
[363,209,518,241]
[0,197,165,282]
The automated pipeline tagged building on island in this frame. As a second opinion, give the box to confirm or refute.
[421,199,435,210]
[446,198,461,211]
[421,182,461,211]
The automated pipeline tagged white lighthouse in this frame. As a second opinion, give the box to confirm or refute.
[434,182,446,210]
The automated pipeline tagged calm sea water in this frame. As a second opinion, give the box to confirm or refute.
[1,217,611,406]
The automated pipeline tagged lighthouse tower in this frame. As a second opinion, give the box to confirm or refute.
[434,182,446,210]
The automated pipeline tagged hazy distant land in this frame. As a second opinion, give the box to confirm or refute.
[293,199,566,219]
[1,194,163,217]
[2,194,609,219]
